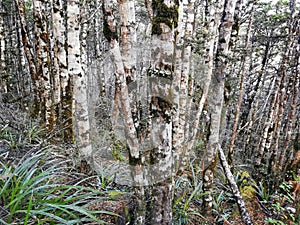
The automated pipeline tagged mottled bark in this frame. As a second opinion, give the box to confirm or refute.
[173,0,196,170]
[187,0,221,154]
[33,0,52,128]
[218,145,253,225]
[67,0,92,157]
[52,0,65,128]
[203,0,237,213]
[228,3,254,167]
[16,0,38,106]
[0,3,6,96]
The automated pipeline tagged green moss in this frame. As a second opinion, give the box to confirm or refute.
[151,0,179,35]
[236,170,258,200]
[240,185,256,199]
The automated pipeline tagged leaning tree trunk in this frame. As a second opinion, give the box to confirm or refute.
[218,145,253,225]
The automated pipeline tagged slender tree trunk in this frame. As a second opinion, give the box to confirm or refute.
[52,0,73,140]
[187,0,221,153]
[16,0,39,111]
[203,0,237,213]
[228,4,254,167]
[0,3,6,97]
[218,145,253,225]
[278,1,299,171]
[173,0,196,170]
[33,0,53,129]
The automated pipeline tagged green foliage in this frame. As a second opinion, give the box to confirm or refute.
[151,0,179,35]
[0,122,44,149]
[112,141,126,162]
[0,148,116,224]
[173,163,207,224]
[25,0,31,13]
[263,181,297,225]
[265,217,287,225]
[256,181,271,203]
[234,171,257,199]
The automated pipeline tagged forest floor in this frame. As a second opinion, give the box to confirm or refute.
[0,104,299,224]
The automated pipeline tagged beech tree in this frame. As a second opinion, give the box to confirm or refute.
[1,0,299,223]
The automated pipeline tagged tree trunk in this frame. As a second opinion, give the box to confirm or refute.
[203,0,237,214]
[67,0,92,157]
[218,145,253,225]
[0,2,6,96]
[228,2,254,167]
[33,0,53,129]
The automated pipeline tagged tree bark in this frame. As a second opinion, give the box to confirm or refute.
[67,0,92,157]
[228,2,254,167]
[218,145,253,225]
[33,0,52,129]
[0,3,6,96]
[203,0,237,213]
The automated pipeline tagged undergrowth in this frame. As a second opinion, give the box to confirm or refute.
[0,147,117,224]
[0,110,119,225]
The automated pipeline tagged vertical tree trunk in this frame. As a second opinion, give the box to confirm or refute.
[186,0,223,154]
[0,2,6,96]
[16,0,38,110]
[67,0,92,157]
[52,0,63,127]
[172,0,196,170]
[228,2,254,167]
[52,0,73,140]
[203,0,237,214]
[33,0,53,129]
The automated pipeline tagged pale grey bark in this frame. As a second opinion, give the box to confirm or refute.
[0,4,6,95]
[33,0,52,128]
[203,0,237,212]
[187,0,221,155]
[67,0,92,158]
[218,145,253,225]
[173,0,196,170]
[52,0,66,111]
